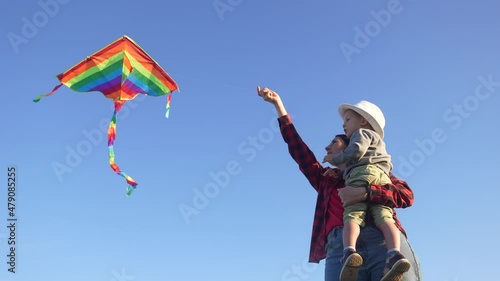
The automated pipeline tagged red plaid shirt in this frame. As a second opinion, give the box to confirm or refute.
[278,115,414,263]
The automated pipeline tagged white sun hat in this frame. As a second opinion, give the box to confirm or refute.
[338,100,386,138]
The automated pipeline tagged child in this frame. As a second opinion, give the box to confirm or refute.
[323,100,411,281]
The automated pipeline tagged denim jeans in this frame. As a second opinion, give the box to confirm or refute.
[324,226,422,281]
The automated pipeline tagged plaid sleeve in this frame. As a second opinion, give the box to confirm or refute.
[278,115,327,191]
[367,173,414,209]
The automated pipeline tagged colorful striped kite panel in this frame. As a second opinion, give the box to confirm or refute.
[55,36,178,101]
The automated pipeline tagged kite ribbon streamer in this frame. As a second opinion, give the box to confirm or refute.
[108,100,138,196]
[165,93,172,118]
[33,83,63,102]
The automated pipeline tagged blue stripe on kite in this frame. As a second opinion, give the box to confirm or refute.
[126,72,160,96]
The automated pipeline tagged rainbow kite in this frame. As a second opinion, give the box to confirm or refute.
[34,35,179,196]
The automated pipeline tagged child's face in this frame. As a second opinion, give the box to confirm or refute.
[342,110,365,138]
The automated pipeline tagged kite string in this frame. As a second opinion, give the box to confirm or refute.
[173,73,253,92]
[108,100,138,196]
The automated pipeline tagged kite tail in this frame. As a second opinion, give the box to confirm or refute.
[165,93,172,118]
[33,83,63,102]
[108,100,138,196]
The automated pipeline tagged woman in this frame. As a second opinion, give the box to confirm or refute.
[257,86,422,281]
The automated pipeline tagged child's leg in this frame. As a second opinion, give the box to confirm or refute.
[342,203,367,251]
[371,205,400,252]
[372,205,411,281]
[342,221,360,250]
[340,204,366,281]
[378,221,400,251]
[340,169,372,281]
[339,225,363,281]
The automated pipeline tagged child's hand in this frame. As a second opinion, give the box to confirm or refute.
[322,154,333,164]
[257,86,280,104]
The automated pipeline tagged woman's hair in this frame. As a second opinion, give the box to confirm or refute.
[335,134,350,146]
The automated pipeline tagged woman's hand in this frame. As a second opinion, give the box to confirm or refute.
[337,185,368,207]
[257,86,280,104]
[257,86,288,117]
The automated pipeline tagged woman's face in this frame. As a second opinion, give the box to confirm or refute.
[325,136,348,155]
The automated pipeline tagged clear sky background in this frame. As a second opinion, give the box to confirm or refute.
[1,0,499,280]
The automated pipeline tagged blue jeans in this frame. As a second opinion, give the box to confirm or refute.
[324,226,422,281]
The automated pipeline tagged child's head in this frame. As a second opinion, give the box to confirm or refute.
[338,101,385,138]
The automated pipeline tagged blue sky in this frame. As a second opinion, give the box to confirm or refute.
[1,0,499,280]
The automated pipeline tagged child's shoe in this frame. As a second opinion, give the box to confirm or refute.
[339,249,363,281]
[380,251,411,281]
